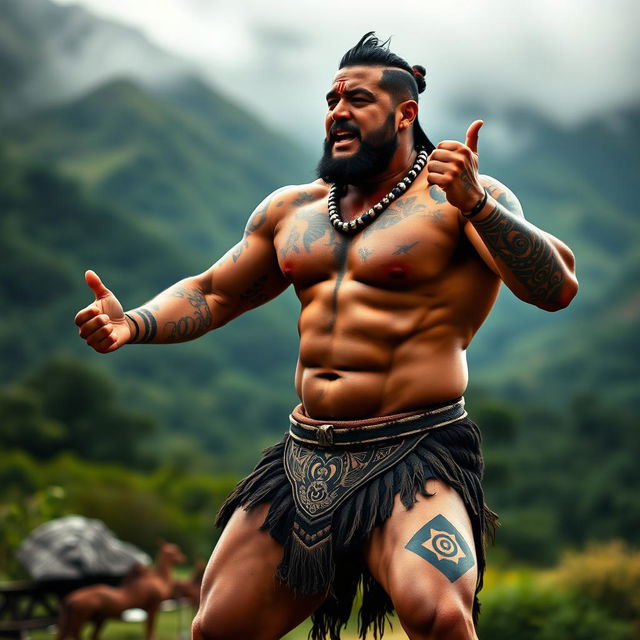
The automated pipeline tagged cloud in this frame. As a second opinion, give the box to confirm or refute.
[51,0,640,148]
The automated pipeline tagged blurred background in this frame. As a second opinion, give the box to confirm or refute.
[1,0,639,637]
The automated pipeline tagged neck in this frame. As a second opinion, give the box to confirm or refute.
[157,555,172,580]
[344,146,418,211]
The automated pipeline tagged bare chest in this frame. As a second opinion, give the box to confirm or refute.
[274,188,464,289]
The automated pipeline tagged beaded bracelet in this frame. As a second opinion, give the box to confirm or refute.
[461,188,488,219]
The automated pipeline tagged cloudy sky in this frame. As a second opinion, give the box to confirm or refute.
[52,0,639,151]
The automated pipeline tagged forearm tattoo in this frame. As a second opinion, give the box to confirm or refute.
[125,309,157,343]
[127,285,213,344]
[472,202,565,305]
[163,286,213,342]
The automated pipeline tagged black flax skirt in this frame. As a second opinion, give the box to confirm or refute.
[216,398,497,640]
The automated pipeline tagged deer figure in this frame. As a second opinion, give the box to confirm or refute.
[57,541,186,640]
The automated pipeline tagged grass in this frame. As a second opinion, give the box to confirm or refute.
[24,605,410,640]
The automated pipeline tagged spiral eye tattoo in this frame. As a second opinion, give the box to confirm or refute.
[405,514,475,582]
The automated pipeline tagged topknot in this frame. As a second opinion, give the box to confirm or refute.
[411,65,427,94]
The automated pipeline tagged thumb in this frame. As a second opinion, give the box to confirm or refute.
[465,120,483,154]
[85,270,111,300]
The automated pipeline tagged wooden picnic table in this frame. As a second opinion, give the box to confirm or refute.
[0,575,122,639]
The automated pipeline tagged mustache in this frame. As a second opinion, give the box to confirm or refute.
[329,120,360,140]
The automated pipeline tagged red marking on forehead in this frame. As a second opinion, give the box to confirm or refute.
[335,80,347,94]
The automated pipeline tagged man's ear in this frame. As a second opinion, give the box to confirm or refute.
[398,100,418,130]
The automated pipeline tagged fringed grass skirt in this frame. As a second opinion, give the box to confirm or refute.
[216,399,497,640]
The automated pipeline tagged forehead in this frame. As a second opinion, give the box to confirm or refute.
[329,66,384,91]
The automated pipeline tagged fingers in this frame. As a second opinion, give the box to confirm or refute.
[85,269,111,300]
[464,120,483,154]
[75,311,119,353]
[77,313,110,339]
[74,304,100,327]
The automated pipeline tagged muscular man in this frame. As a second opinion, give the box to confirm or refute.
[74,33,577,640]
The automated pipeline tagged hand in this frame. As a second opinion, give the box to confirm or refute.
[427,120,485,212]
[74,270,131,353]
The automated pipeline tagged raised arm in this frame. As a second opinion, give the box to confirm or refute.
[426,120,578,311]
[74,191,290,353]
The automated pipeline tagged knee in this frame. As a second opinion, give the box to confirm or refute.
[398,596,475,639]
[192,597,253,640]
[192,612,226,640]
[192,607,234,640]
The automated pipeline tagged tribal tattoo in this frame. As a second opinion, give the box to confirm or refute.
[472,200,565,305]
[162,286,214,342]
[358,246,373,262]
[279,227,302,258]
[393,241,419,255]
[299,210,329,252]
[232,196,272,263]
[362,196,426,239]
[328,239,349,333]
[405,514,475,582]
[126,309,157,344]
[293,191,315,207]
[240,274,269,306]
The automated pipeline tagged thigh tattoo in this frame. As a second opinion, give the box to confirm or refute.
[405,514,476,582]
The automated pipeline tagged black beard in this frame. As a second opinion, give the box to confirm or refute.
[316,114,398,184]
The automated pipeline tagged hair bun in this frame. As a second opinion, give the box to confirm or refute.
[412,65,426,93]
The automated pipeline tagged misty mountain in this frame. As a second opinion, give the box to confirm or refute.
[0,0,194,122]
[0,74,314,257]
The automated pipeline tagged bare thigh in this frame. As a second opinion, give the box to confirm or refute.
[194,503,325,640]
[365,479,479,639]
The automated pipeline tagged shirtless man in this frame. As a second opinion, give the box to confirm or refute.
[74,33,577,640]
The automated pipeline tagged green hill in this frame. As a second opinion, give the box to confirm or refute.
[0,151,299,471]
[464,106,640,406]
[1,75,315,255]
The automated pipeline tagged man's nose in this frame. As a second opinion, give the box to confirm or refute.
[331,99,351,121]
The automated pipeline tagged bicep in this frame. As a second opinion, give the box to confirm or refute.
[195,200,290,326]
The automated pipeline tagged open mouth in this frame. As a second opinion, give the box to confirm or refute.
[331,130,359,148]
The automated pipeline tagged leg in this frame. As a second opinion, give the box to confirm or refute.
[192,503,325,640]
[90,618,105,640]
[144,606,158,640]
[365,479,479,640]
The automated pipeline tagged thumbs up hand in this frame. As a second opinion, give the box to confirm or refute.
[74,270,131,353]
[426,120,486,214]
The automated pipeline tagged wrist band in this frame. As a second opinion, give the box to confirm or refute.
[462,188,488,219]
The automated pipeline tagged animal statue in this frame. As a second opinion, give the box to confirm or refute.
[56,541,186,640]
[171,559,206,609]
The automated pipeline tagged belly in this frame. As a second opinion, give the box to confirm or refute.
[295,341,469,420]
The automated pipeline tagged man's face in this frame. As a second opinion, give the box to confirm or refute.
[316,66,400,184]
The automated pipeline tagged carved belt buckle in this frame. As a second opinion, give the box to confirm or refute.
[317,424,335,446]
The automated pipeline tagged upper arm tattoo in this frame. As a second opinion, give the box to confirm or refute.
[231,195,273,263]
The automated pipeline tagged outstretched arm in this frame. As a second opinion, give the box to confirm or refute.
[427,120,578,311]
[75,191,290,353]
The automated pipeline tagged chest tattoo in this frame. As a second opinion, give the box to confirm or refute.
[393,241,420,255]
[362,196,426,239]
